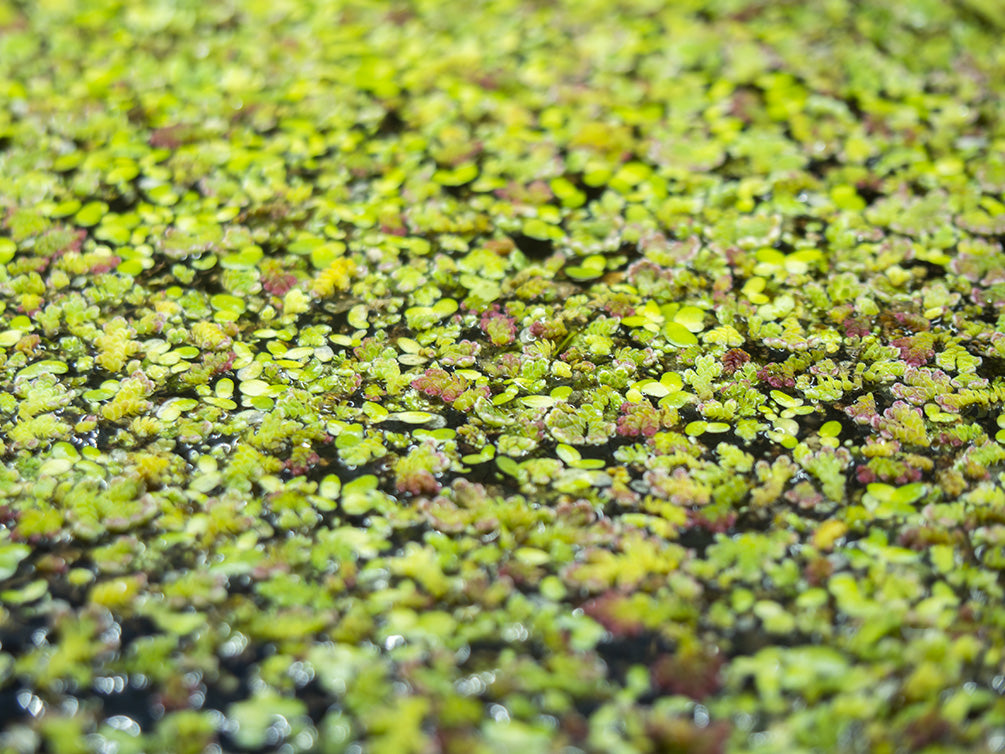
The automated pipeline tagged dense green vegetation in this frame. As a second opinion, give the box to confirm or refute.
[1,1,1005,751]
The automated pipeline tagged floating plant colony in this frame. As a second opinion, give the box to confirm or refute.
[1,1,1005,752]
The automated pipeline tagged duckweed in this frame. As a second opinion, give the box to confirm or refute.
[1,1,1005,752]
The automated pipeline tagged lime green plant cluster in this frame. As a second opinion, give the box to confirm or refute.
[1,0,1005,752]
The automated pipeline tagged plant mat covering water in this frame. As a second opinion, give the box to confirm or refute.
[1,1,1005,752]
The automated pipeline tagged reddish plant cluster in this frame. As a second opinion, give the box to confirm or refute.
[686,508,737,534]
[283,450,321,477]
[842,317,871,338]
[616,401,661,437]
[262,270,299,297]
[412,368,469,402]
[480,310,517,346]
[651,646,724,700]
[529,318,568,340]
[396,467,440,496]
[891,335,935,366]
[721,348,750,375]
[89,255,122,274]
[756,363,796,388]
[208,350,236,376]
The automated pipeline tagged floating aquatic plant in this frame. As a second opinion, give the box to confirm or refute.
[1,1,1005,752]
